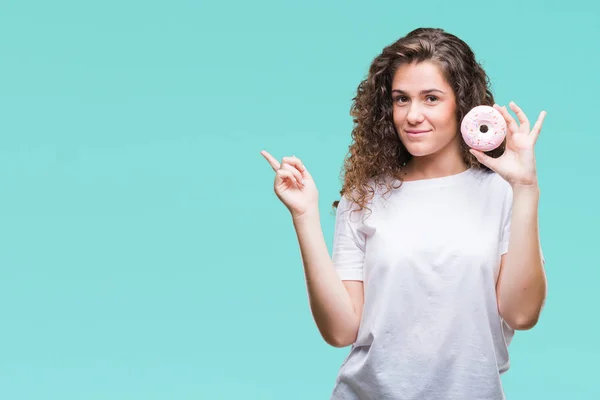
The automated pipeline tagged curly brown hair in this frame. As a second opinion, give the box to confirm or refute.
[333,27,505,212]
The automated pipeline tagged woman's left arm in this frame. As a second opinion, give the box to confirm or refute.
[470,101,548,330]
[496,184,546,330]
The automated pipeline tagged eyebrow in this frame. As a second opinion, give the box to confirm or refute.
[391,89,445,95]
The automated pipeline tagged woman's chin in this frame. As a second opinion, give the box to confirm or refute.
[403,143,436,157]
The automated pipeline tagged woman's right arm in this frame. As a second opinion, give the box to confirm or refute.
[261,151,363,348]
[293,211,364,348]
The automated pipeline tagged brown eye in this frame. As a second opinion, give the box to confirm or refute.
[426,95,439,102]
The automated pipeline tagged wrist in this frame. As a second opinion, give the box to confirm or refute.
[292,207,320,224]
[511,182,540,196]
[511,183,540,206]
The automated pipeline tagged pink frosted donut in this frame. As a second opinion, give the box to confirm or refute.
[460,105,507,152]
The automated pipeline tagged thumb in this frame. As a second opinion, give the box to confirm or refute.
[296,159,313,181]
[469,149,499,172]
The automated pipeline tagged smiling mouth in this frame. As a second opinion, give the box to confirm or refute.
[405,130,430,135]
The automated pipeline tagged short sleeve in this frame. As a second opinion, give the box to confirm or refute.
[500,185,512,255]
[331,195,366,281]
[499,182,545,264]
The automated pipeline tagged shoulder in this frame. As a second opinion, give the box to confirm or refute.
[336,178,390,221]
[469,168,512,196]
[468,169,513,220]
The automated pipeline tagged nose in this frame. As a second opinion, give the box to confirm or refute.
[406,103,425,125]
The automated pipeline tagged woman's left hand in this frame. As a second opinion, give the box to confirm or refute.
[470,102,546,188]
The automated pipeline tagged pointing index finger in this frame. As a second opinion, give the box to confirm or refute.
[260,150,281,171]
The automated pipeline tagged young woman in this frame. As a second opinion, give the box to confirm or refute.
[261,27,547,399]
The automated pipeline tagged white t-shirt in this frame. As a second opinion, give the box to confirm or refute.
[330,168,524,400]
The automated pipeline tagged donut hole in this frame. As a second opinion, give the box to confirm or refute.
[479,124,489,133]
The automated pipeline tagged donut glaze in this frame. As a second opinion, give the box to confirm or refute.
[460,105,507,151]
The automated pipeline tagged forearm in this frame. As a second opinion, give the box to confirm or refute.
[292,211,361,346]
[497,185,547,329]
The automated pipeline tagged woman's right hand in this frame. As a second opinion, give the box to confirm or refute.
[261,150,319,219]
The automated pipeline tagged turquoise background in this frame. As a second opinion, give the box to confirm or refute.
[0,0,597,398]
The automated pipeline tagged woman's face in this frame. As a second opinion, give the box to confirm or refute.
[391,61,460,158]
